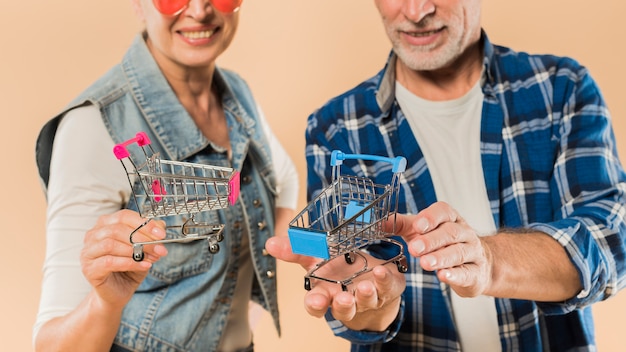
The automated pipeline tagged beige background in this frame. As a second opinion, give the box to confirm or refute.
[1,0,624,351]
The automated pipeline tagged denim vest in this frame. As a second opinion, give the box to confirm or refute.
[36,34,280,351]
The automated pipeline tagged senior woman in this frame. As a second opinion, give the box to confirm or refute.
[33,0,298,351]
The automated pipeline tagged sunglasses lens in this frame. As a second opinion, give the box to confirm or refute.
[211,0,242,13]
[153,0,189,15]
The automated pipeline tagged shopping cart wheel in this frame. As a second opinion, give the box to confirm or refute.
[304,278,311,291]
[396,259,408,273]
[344,252,355,264]
[209,243,220,254]
[133,245,145,262]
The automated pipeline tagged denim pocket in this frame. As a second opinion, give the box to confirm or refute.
[145,210,220,284]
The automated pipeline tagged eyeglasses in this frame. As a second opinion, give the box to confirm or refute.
[152,0,243,16]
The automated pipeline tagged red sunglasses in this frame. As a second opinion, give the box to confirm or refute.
[153,0,242,16]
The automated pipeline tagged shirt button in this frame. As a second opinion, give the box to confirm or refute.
[262,248,269,256]
[242,175,252,184]
[252,199,262,207]
[257,221,267,230]
[266,270,275,278]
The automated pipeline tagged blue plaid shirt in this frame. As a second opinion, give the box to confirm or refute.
[305,31,626,351]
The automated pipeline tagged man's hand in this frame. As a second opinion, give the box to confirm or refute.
[398,201,581,301]
[396,202,493,297]
[265,236,406,331]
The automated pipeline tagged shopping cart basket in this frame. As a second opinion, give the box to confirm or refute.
[113,132,240,261]
[288,150,408,291]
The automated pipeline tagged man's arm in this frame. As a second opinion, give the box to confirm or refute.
[397,203,582,302]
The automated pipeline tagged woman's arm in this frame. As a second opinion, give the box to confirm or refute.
[34,107,167,351]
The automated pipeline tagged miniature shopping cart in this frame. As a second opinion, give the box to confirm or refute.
[113,132,240,261]
[288,150,408,291]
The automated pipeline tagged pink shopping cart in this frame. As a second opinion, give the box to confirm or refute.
[113,132,240,261]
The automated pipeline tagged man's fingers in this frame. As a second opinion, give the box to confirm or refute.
[330,291,357,321]
[372,265,401,296]
[419,202,461,227]
[304,286,333,318]
[438,265,484,297]
[392,213,421,238]
[354,280,378,312]
[398,202,464,241]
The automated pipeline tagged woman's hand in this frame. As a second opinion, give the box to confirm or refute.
[80,209,168,309]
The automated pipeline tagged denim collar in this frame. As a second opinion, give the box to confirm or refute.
[121,34,254,165]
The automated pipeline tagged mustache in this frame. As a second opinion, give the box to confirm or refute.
[397,16,441,31]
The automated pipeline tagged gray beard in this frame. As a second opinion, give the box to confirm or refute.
[392,41,463,72]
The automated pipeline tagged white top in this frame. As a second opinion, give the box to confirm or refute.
[396,81,501,351]
[34,104,299,349]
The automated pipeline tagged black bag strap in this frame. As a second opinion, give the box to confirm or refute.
[35,115,64,190]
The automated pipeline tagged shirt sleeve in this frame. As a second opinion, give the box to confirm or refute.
[33,105,130,342]
[323,296,405,344]
[531,70,626,314]
[256,105,299,210]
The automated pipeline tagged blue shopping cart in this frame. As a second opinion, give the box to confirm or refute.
[288,150,408,291]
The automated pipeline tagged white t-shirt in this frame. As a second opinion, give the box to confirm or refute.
[396,81,501,351]
[34,104,299,349]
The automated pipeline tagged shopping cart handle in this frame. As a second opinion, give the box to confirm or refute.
[330,150,407,173]
[113,132,152,159]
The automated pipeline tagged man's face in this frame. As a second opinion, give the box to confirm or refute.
[375,0,482,71]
